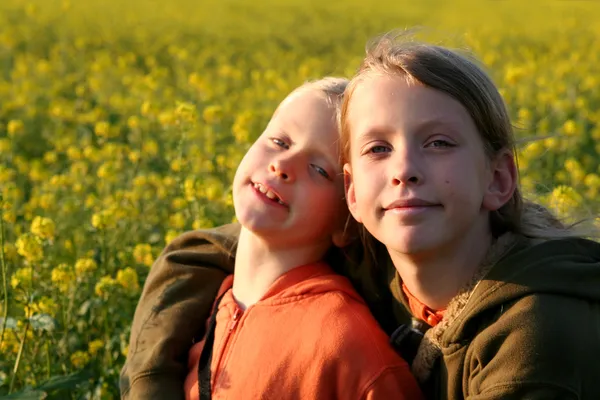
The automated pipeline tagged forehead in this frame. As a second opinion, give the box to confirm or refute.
[347,74,476,136]
[270,89,340,150]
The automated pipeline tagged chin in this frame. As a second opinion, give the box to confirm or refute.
[380,230,440,256]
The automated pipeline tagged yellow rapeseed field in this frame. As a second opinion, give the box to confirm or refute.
[0,0,599,397]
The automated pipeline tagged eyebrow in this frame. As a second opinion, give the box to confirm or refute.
[356,117,463,141]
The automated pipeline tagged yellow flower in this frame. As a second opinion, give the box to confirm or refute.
[94,121,111,138]
[133,244,154,267]
[95,275,117,299]
[128,150,141,163]
[16,233,44,262]
[75,258,98,275]
[562,120,577,136]
[127,115,140,130]
[31,297,58,317]
[10,267,33,289]
[202,105,223,124]
[170,159,184,172]
[116,267,140,293]
[30,216,56,240]
[7,119,24,137]
[88,339,104,356]
[545,185,583,221]
[174,101,197,124]
[165,230,179,244]
[3,209,16,224]
[0,166,16,183]
[91,208,117,229]
[0,138,11,153]
[3,243,18,261]
[51,263,75,293]
[70,351,90,369]
[169,212,186,230]
[142,140,159,157]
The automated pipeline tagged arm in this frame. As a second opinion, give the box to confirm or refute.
[120,223,240,399]
[361,365,424,400]
[465,294,591,399]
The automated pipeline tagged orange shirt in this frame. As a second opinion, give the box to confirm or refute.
[402,282,445,327]
[184,262,423,400]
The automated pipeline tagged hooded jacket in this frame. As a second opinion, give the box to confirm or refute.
[120,224,600,399]
[183,262,422,400]
[405,234,600,399]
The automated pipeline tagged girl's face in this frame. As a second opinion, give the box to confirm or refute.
[233,89,346,249]
[344,74,498,256]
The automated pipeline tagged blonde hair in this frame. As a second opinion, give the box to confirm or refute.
[291,76,348,108]
[341,32,593,240]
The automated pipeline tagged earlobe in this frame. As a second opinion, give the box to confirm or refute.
[483,150,517,211]
[343,164,362,223]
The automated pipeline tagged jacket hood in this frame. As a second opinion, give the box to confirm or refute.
[250,262,364,305]
[410,234,600,383]
[447,236,600,342]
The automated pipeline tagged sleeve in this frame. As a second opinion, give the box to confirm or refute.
[120,223,241,400]
[464,294,587,400]
[361,366,424,400]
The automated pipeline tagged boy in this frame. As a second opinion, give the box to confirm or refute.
[181,78,422,399]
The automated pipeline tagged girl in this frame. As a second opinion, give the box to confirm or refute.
[341,35,600,399]
[121,37,600,399]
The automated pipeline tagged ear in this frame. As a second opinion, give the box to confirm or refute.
[343,163,362,223]
[483,149,517,211]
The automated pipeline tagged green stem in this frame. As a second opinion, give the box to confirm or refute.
[9,319,30,393]
[45,339,51,379]
[0,193,9,349]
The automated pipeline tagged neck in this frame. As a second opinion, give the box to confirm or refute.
[390,222,493,311]
[232,227,330,310]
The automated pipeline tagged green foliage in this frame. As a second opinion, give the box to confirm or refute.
[0,0,599,398]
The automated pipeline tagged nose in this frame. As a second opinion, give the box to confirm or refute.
[390,148,423,187]
[269,157,296,183]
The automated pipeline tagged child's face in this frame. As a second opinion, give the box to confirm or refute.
[344,74,495,256]
[233,89,345,248]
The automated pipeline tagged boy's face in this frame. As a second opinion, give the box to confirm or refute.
[233,89,345,248]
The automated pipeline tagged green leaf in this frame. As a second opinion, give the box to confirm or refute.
[0,391,47,400]
[36,370,91,391]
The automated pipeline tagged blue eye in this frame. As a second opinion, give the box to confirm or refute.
[369,145,391,153]
[271,138,289,149]
[311,164,330,179]
[426,140,455,148]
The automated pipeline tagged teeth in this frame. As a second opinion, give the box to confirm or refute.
[253,182,284,204]
[254,182,267,194]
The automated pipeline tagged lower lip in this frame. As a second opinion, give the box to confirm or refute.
[385,206,438,216]
[250,183,288,209]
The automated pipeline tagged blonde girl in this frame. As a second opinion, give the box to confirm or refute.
[341,34,600,399]
[122,35,600,400]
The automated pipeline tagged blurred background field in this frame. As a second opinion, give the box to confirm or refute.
[0,0,599,397]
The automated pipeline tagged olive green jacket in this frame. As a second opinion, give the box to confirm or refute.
[120,224,600,399]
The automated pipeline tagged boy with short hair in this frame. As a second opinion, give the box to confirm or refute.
[183,78,422,400]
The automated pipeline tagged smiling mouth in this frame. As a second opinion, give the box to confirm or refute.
[252,182,287,206]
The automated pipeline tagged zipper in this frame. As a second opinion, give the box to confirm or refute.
[213,305,244,389]
[229,308,242,331]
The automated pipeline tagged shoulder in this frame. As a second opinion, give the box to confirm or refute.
[162,223,241,259]
[313,289,407,367]
[466,293,599,397]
